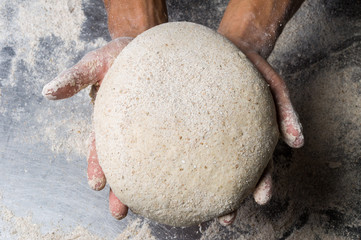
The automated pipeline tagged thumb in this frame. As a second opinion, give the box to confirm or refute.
[42,37,132,100]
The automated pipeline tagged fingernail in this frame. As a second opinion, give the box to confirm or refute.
[42,82,57,100]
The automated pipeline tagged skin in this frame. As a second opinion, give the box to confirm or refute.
[104,0,168,39]
[42,0,304,226]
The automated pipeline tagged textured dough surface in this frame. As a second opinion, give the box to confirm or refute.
[94,22,279,227]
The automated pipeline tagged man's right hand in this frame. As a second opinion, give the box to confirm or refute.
[42,0,168,221]
[42,37,133,220]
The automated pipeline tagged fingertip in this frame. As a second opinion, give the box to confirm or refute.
[253,189,272,205]
[218,211,237,226]
[87,175,106,191]
[282,124,304,148]
[42,82,58,100]
[87,158,106,191]
[41,76,72,100]
[253,179,272,205]
[253,161,273,205]
[109,189,128,220]
[291,132,304,148]
[280,106,305,148]
[111,207,128,220]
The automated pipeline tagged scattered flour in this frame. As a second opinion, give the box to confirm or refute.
[115,219,156,240]
[16,0,85,66]
[0,0,107,159]
[0,203,103,240]
[0,195,156,240]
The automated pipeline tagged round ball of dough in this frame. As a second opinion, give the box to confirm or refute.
[94,22,279,227]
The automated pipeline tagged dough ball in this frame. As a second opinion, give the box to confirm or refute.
[94,22,279,227]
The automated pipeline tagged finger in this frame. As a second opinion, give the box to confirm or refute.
[87,132,106,191]
[253,160,273,205]
[42,53,103,100]
[42,37,133,100]
[246,52,304,148]
[218,210,237,226]
[109,188,128,220]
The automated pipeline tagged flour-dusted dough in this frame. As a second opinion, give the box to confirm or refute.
[94,22,279,227]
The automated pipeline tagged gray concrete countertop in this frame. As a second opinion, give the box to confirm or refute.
[0,0,360,239]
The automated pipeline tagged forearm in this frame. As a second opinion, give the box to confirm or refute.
[104,0,168,39]
[218,0,304,58]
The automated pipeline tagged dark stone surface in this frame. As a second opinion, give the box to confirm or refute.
[0,46,16,84]
[80,0,111,42]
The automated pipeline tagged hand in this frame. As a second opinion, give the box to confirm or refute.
[217,0,305,226]
[43,37,133,219]
[42,0,168,221]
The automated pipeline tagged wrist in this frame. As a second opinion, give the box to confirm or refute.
[104,0,168,39]
[218,0,304,58]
